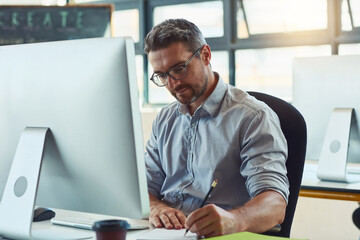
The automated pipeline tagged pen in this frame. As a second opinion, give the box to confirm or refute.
[184,179,218,236]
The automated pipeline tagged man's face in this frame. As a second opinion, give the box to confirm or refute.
[148,42,209,106]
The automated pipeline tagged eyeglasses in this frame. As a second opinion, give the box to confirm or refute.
[150,46,203,87]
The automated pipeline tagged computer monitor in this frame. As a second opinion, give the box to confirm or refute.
[0,37,150,219]
[292,55,360,182]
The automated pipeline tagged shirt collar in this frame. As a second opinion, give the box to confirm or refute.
[177,72,227,118]
[201,72,227,117]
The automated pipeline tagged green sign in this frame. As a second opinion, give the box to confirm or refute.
[0,5,113,45]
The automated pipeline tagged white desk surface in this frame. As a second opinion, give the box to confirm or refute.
[1,208,153,240]
[32,221,151,240]
[300,161,360,201]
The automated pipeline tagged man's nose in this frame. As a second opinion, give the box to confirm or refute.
[166,75,180,89]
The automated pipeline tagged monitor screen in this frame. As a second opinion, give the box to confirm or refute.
[292,55,360,164]
[0,37,149,219]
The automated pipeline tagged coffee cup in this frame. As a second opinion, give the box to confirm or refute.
[92,219,130,240]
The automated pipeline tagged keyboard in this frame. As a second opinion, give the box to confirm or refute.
[51,215,149,230]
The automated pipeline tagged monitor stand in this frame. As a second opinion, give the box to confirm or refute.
[0,127,92,240]
[317,108,360,183]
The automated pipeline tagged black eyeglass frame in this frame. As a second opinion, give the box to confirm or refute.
[150,45,204,87]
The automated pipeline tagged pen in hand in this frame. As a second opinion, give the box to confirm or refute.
[184,179,218,236]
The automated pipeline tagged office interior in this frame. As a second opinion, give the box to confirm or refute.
[1,0,360,239]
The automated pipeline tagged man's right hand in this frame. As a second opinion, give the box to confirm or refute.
[149,193,186,229]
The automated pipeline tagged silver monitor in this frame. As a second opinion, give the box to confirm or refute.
[292,55,360,182]
[0,37,150,219]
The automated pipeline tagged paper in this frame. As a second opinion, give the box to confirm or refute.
[206,231,308,240]
[137,228,198,240]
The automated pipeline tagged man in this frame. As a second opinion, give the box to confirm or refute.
[144,18,289,238]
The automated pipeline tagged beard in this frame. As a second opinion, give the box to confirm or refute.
[171,69,209,105]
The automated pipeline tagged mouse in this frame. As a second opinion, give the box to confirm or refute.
[33,207,56,222]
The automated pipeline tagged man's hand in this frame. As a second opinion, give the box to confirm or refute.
[185,204,237,237]
[149,193,186,229]
[185,190,286,237]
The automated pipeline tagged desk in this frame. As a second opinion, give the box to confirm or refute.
[30,222,150,240]
[0,209,152,240]
[32,222,150,240]
[300,161,360,201]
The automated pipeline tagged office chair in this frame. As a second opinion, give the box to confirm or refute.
[352,205,360,230]
[247,91,307,238]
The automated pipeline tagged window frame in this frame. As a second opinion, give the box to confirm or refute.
[71,0,360,106]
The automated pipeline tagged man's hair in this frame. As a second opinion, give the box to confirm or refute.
[144,18,207,54]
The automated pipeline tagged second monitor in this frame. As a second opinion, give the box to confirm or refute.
[292,55,360,182]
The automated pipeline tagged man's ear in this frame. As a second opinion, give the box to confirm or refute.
[201,44,211,66]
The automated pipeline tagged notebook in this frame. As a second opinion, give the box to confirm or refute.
[137,229,198,240]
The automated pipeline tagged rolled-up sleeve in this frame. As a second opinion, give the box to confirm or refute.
[239,108,290,203]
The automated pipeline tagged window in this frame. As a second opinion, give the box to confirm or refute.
[211,51,229,84]
[342,0,352,31]
[235,46,331,101]
[240,0,327,36]
[350,0,360,28]
[7,0,359,106]
[153,1,224,38]
[237,2,249,39]
[339,44,360,55]
[342,0,360,30]
[112,9,139,42]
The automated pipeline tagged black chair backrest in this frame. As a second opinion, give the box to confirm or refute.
[247,91,307,237]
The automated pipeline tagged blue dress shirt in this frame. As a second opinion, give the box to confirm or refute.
[145,73,289,216]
